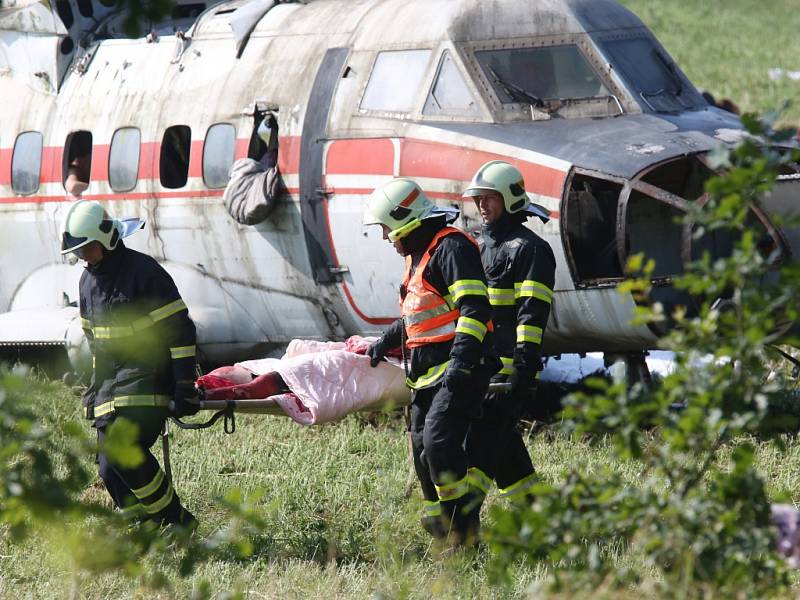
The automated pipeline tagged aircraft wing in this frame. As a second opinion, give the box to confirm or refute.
[0,306,86,357]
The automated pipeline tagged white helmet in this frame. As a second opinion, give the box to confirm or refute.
[364,178,458,242]
[462,160,550,222]
[60,200,123,255]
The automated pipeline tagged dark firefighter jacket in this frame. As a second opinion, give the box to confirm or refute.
[79,242,197,425]
[479,212,556,380]
[379,221,495,388]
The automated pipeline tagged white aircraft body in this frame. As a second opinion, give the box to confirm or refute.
[0,0,797,371]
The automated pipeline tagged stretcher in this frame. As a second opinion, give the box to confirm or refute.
[173,381,512,429]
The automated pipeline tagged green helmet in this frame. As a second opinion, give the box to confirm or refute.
[60,200,123,255]
[462,160,550,222]
[364,178,457,242]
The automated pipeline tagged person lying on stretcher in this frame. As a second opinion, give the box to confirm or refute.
[193,336,408,426]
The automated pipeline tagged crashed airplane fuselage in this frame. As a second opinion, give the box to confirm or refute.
[0,0,794,369]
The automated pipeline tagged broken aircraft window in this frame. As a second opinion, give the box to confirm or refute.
[475,45,608,104]
[63,131,93,196]
[565,174,624,281]
[248,111,279,166]
[600,37,699,112]
[361,49,432,113]
[203,123,236,189]
[11,131,43,196]
[160,125,191,189]
[626,191,685,278]
[109,127,141,192]
[423,50,480,117]
[639,156,713,201]
[691,212,774,264]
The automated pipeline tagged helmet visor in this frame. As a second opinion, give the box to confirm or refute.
[461,187,496,199]
[61,231,89,254]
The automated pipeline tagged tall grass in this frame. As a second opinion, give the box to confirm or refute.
[3,379,800,598]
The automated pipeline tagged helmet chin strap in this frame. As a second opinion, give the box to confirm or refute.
[389,218,422,242]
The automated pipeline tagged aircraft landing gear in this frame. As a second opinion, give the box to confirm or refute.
[604,351,653,390]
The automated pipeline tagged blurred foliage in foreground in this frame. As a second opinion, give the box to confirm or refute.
[487,114,800,598]
[0,368,266,598]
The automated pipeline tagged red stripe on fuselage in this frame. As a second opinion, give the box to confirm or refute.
[278,135,301,174]
[91,145,110,182]
[0,148,11,186]
[0,136,566,205]
[189,140,204,179]
[0,190,226,204]
[399,139,566,199]
[326,138,394,175]
[40,147,63,184]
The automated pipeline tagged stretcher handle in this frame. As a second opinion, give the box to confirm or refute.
[171,400,237,433]
[197,399,279,410]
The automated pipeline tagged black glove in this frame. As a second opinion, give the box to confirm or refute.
[507,369,537,419]
[444,362,473,392]
[171,381,200,418]
[367,338,390,368]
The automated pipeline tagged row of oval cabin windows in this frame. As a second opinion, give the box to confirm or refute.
[7,123,236,196]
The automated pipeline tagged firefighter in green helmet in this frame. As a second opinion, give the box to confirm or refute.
[61,200,199,527]
[462,160,556,508]
[364,178,498,546]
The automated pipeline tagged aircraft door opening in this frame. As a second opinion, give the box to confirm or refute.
[563,171,625,285]
[299,47,350,285]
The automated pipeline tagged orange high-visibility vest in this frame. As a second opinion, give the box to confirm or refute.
[401,227,484,348]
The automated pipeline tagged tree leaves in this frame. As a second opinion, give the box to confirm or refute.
[488,115,800,597]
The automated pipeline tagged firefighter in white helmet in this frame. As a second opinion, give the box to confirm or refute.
[364,178,499,546]
[461,160,555,508]
[62,200,198,527]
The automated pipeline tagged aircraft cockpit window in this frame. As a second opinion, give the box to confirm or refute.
[203,123,236,189]
[109,127,141,193]
[360,49,432,113]
[475,45,608,104]
[423,50,481,117]
[600,38,699,113]
[11,131,43,196]
[63,131,93,197]
[160,125,191,189]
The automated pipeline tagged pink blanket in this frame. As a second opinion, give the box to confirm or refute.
[236,339,410,425]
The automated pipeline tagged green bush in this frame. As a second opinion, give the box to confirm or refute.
[487,113,800,598]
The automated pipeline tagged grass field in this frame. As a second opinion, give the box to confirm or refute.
[3,378,800,599]
[4,1,800,598]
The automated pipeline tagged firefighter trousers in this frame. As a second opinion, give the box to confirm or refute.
[409,377,487,538]
[465,390,537,505]
[96,407,195,526]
